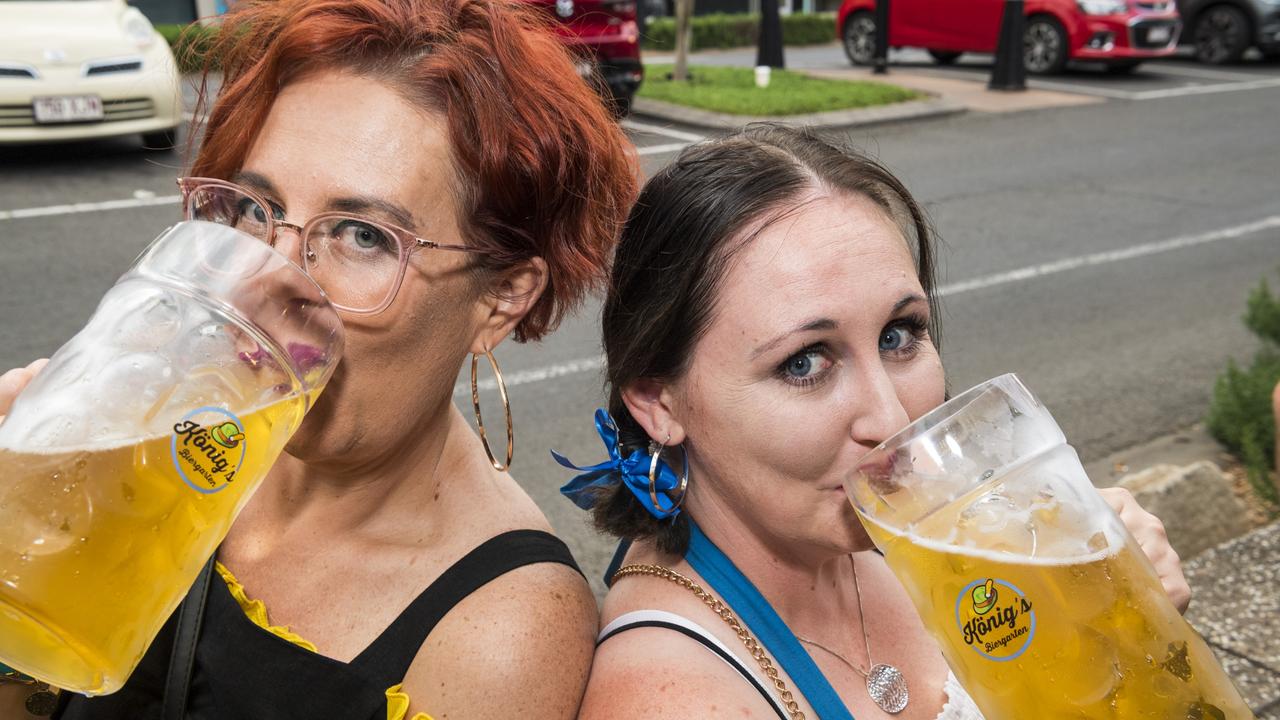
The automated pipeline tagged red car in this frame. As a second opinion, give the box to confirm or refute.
[522,0,643,114]
[837,0,1182,74]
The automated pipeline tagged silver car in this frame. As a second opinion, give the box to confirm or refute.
[0,0,182,147]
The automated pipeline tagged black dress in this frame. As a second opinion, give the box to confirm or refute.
[54,530,580,719]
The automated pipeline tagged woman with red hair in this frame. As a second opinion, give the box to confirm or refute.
[0,0,636,717]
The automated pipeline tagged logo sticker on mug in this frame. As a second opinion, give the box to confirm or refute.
[956,578,1036,661]
[170,407,247,494]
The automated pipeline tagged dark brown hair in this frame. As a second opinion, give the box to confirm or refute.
[593,124,940,555]
[189,0,638,341]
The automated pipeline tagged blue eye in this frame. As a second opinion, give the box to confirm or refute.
[780,347,832,384]
[334,220,394,252]
[880,326,914,352]
[236,198,283,224]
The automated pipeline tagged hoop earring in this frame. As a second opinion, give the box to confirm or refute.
[471,348,513,471]
[648,434,689,512]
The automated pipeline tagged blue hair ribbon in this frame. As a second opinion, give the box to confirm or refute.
[553,408,685,520]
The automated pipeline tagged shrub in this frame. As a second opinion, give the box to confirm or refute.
[642,12,836,52]
[1207,275,1280,512]
[156,23,220,74]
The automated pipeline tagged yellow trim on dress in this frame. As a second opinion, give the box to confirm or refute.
[214,562,319,652]
[214,562,433,720]
[385,685,434,720]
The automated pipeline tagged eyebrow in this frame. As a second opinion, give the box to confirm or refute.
[751,318,838,360]
[231,171,418,230]
[749,293,929,361]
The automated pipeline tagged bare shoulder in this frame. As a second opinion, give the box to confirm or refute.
[398,558,597,720]
[579,623,782,720]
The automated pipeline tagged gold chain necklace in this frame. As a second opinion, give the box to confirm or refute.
[793,554,910,714]
[613,563,806,720]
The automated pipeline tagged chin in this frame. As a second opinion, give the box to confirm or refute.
[830,500,876,553]
[282,389,344,459]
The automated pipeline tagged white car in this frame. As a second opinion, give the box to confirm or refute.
[0,0,182,147]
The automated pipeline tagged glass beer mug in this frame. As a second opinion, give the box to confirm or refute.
[846,374,1254,719]
[0,221,343,695]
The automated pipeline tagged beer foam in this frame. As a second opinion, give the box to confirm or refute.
[863,512,1125,567]
[0,283,299,453]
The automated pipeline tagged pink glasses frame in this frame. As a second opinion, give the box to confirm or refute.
[177,177,489,315]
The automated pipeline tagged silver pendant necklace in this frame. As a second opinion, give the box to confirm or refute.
[795,554,910,714]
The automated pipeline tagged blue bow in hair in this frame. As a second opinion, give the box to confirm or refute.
[553,408,686,520]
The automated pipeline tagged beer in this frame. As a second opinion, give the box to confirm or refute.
[0,395,308,694]
[848,375,1255,720]
[859,481,1256,719]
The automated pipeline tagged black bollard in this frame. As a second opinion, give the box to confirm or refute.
[873,0,889,74]
[757,0,785,69]
[989,0,1026,91]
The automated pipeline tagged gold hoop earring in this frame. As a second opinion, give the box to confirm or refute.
[648,434,689,512]
[471,348,513,471]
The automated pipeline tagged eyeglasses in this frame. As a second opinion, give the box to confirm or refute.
[177,177,488,315]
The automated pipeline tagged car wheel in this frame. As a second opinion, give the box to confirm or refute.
[928,50,963,65]
[141,127,178,151]
[1105,60,1143,74]
[1193,4,1251,64]
[842,11,877,66]
[1023,15,1068,75]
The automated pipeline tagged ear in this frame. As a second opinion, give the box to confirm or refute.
[469,257,549,354]
[620,377,687,447]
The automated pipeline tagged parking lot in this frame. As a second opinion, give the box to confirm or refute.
[647,42,1280,102]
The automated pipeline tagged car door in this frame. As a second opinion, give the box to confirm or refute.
[923,0,1004,51]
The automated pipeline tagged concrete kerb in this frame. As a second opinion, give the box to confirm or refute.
[631,95,965,132]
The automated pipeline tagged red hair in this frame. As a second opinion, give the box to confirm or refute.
[189,0,638,341]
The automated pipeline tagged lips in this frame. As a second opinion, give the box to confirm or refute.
[857,447,912,495]
[236,342,328,375]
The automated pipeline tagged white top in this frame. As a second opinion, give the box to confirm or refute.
[600,609,986,720]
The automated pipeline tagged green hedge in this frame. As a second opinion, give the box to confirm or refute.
[1208,274,1280,513]
[156,23,220,74]
[642,12,836,52]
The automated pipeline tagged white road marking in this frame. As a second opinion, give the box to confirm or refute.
[458,355,605,395]
[1142,64,1266,82]
[1128,76,1280,100]
[621,119,705,143]
[937,215,1280,297]
[0,195,180,221]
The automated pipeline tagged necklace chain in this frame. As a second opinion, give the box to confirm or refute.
[795,554,873,678]
[613,563,806,720]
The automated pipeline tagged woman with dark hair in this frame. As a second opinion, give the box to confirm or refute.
[561,125,1188,719]
[0,0,635,718]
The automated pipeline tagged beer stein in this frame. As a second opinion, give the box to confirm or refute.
[0,221,343,694]
[846,374,1254,719]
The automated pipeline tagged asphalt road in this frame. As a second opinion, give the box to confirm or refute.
[1,64,1277,591]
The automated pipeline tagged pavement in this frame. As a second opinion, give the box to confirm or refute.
[638,43,1280,127]
[1184,520,1280,717]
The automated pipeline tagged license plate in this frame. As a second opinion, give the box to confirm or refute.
[1146,26,1172,43]
[32,95,104,124]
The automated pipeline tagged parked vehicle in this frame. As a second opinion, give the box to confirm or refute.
[522,0,643,115]
[837,0,1182,75]
[1177,0,1280,63]
[0,0,181,147]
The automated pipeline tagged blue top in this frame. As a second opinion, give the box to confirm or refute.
[684,521,855,720]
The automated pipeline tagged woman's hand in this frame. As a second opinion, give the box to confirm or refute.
[1099,487,1191,614]
[0,359,47,424]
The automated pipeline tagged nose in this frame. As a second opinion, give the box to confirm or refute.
[849,361,911,450]
[269,221,307,269]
